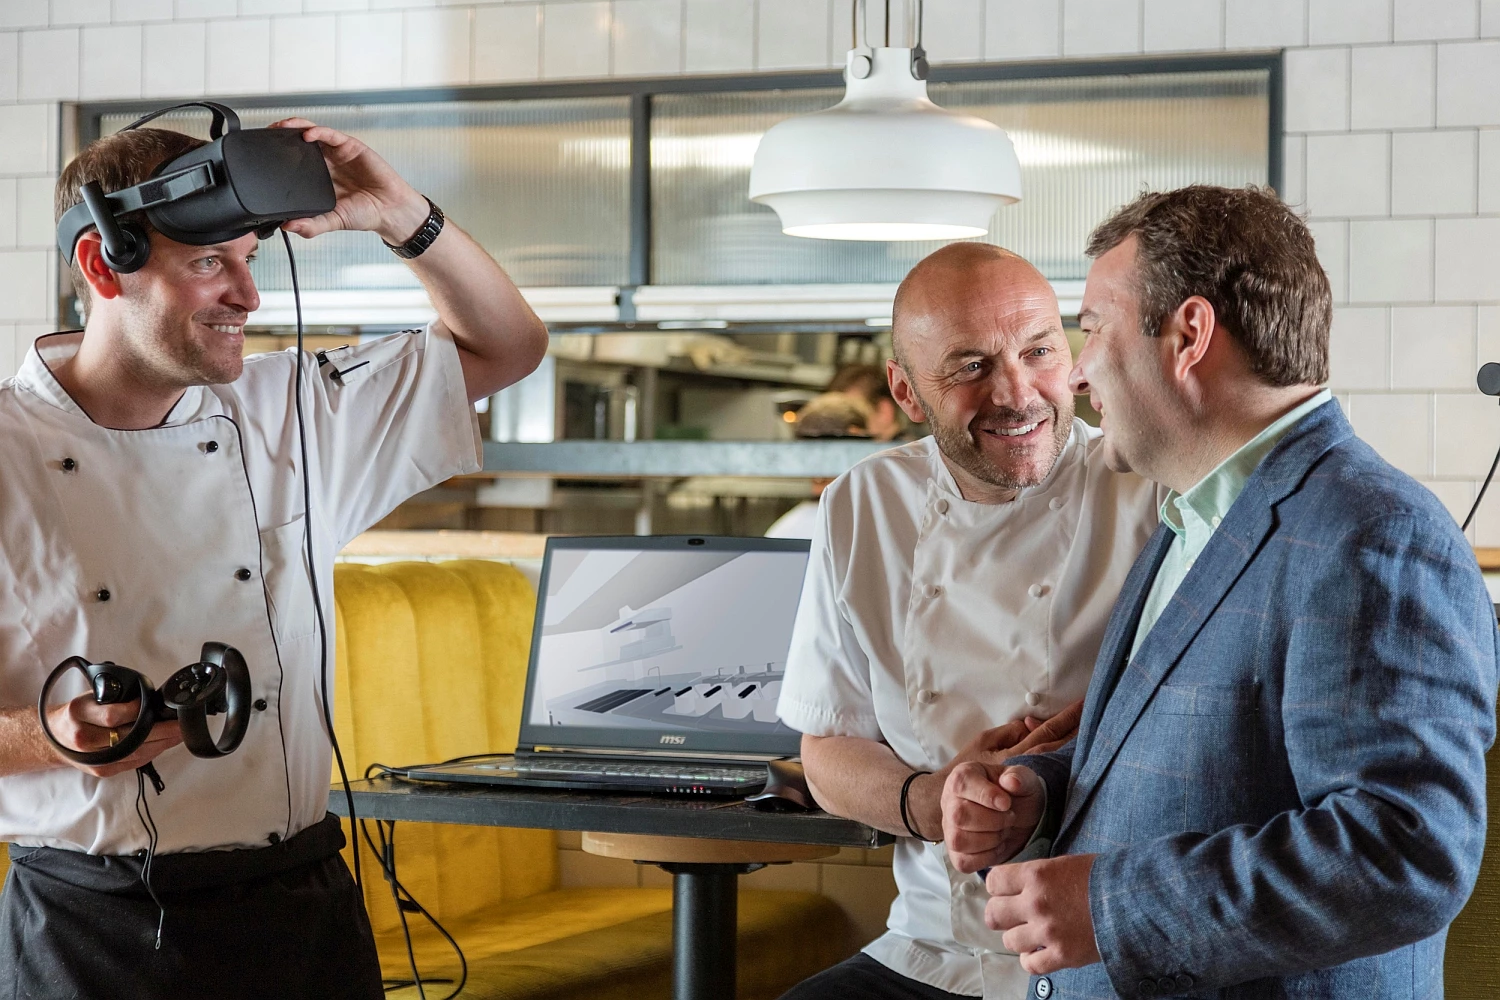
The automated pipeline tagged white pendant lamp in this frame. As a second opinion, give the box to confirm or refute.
[748,0,1022,241]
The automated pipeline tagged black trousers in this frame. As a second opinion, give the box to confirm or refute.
[0,813,383,1000]
[778,953,977,1000]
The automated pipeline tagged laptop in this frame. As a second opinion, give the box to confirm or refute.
[399,534,811,798]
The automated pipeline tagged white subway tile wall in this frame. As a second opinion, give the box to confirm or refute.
[0,4,1494,538]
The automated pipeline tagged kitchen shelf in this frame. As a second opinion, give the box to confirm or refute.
[483,440,890,478]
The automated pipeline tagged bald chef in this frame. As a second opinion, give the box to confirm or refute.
[0,119,546,998]
[775,244,1161,1000]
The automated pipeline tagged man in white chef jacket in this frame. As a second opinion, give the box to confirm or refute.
[775,243,1160,1000]
[0,119,547,997]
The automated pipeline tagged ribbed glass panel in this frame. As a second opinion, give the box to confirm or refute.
[651,69,1269,284]
[101,99,632,290]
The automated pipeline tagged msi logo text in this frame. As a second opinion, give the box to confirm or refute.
[659,735,687,745]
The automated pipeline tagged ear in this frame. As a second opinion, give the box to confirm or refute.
[1160,295,1217,385]
[886,358,928,424]
[74,233,125,301]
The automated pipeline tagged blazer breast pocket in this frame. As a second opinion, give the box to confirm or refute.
[258,515,317,642]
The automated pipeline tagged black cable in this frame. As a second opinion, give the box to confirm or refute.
[380,819,426,1000]
[1462,435,1500,533]
[134,769,165,950]
[360,765,468,1000]
[282,227,361,895]
[359,818,468,999]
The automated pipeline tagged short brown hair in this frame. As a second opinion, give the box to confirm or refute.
[827,364,894,405]
[56,127,209,308]
[795,393,870,439]
[1085,185,1330,387]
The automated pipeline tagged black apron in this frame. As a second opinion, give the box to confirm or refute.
[0,814,382,1000]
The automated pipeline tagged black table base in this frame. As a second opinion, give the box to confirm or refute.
[659,862,765,1000]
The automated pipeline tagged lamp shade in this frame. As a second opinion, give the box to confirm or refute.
[749,47,1022,241]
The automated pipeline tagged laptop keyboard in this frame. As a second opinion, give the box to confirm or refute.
[509,757,765,787]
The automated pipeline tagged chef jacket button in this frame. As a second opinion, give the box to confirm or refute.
[60,457,76,472]
[1025,691,1041,707]
[926,584,943,598]
[1033,977,1053,1000]
[935,498,949,515]
[1136,980,1158,997]
[234,567,253,582]
[1028,583,1045,598]
[1048,497,1064,511]
[917,689,938,704]
[96,588,110,602]
[254,698,268,712]
[1175,973,1195,991]
[205,440,219,454]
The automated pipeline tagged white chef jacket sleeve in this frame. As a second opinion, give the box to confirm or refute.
[305,323,482,546]
[775,486,883,741]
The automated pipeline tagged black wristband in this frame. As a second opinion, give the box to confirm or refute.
[384,196,444,259]
[899,770,933,841]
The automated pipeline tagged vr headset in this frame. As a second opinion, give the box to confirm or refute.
[56,101,336,274]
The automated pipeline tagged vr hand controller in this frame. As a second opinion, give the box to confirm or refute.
[38,642,252,767]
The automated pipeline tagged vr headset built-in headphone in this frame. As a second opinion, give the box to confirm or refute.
[38,642,253,766]
[56,101,336,274]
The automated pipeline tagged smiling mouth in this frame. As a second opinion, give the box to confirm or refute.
[205,323,244,336]
[980,417,1046,441]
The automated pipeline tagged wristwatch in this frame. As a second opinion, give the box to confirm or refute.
[384,197,444,259]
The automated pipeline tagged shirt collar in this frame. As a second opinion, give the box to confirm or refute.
[1159,388,1333,539]
[17,331,208,427]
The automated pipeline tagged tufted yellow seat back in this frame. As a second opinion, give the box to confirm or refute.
[332,560,557,931]
[1446,698,1500,998]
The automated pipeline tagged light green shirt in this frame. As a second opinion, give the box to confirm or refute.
[1127,389,1332,661]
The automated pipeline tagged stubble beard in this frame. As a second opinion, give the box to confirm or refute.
[121,304,243,390]
[916,391,1075,492]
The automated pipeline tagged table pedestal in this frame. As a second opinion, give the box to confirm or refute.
[582,833,837,1000]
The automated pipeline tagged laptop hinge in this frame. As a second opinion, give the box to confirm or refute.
[521,746,787,764]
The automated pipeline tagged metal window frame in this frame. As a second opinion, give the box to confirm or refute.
[76,50,1283,299]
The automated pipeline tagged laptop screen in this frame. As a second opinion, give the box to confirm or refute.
[517,535,811,756]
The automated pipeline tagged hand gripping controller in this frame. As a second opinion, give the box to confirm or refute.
[38,642,252,765]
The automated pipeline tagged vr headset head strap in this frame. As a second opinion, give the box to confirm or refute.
[123,101,241,139]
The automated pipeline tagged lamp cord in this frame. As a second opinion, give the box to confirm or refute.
[1462,435,1500,533]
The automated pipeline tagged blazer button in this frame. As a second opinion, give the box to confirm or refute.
[1033,976,1053,999]
[1136,982,1158,998]
[234,567,253,582]
[1157,978,1178,995]
[1175,973,1195,991]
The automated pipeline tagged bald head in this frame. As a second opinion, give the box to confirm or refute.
[891,243,1058,371]
[884,242,1074,503]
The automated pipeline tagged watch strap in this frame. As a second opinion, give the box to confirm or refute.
[384,197,444,259]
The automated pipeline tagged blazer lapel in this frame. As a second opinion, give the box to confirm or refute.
[1056,399,1354,844]
[1069,525,1174,767]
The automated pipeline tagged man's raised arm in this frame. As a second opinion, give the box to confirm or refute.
[273,119,550,403]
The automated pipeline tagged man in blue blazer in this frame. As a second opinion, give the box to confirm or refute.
[941,185,1499,1000]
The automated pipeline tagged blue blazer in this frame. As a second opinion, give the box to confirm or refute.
[1012,400,1499,1000]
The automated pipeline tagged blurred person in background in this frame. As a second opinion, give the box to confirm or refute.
[829,363,905,441]
[765,393,872,539]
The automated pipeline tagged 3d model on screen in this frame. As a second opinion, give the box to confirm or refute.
[530,548,803,734]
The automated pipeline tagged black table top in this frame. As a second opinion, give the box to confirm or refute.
[328,777,892,849]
